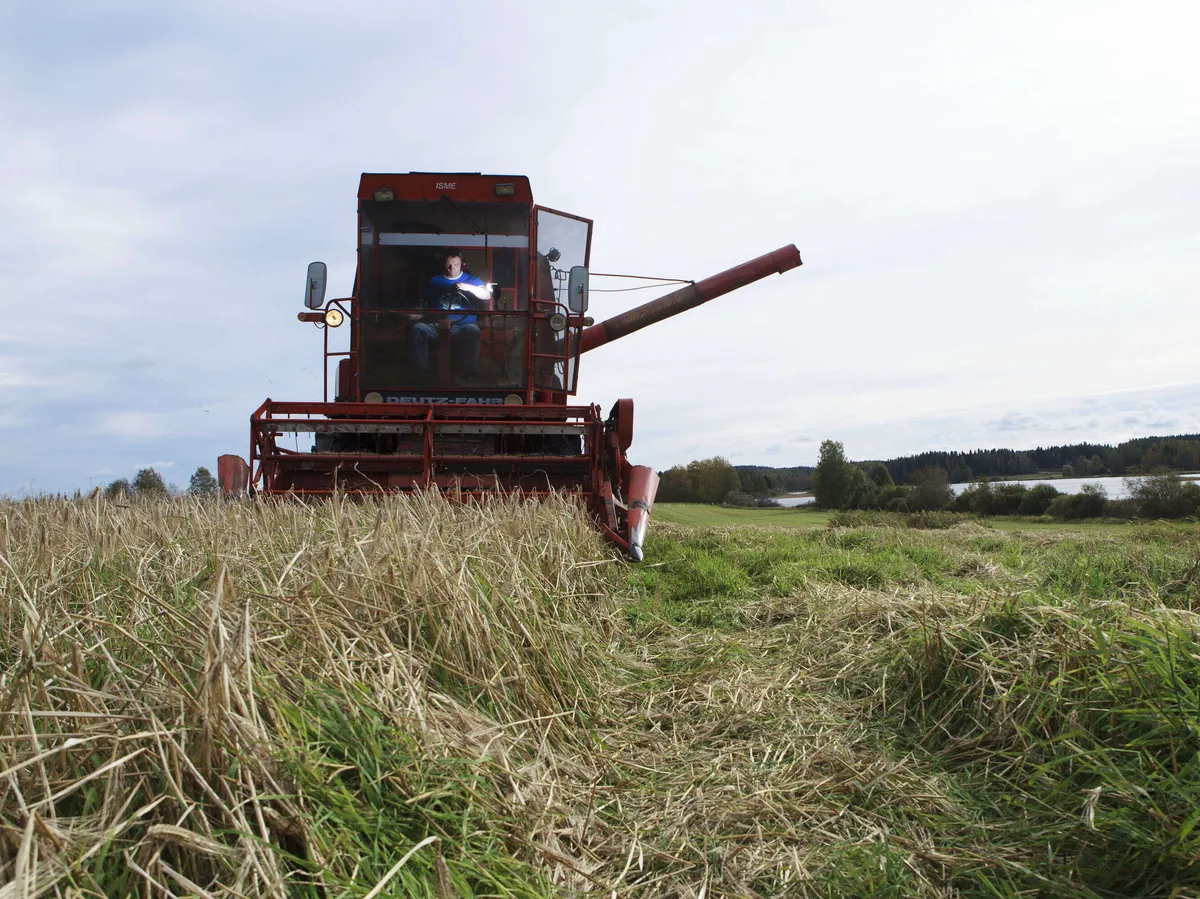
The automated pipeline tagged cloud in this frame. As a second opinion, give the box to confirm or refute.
[0,372,44,388]
[95,412,170,440]
[990,412,1043,432]
[3,180,171,276]
[131,461,177,471]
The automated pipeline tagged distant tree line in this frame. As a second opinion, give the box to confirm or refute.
[813,440,955,511]
[103,466,218,500]
[656,459,814,505]
[644,433,1200,510]
[723,433,1200,497]
[876,434,1200,484]
[812,438,1200,520]
[734,465,813,494]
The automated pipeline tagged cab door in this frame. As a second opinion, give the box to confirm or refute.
[532,207,592,394]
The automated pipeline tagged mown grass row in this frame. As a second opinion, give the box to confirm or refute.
[626,519,1200,896]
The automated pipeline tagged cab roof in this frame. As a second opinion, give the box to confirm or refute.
[358,173,533,204]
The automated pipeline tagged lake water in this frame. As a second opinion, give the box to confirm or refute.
[769,473,1200,506]
[949,474,1200,500]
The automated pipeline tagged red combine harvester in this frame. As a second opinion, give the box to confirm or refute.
[218,173,800,560]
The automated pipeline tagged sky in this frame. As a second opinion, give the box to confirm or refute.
[2,0,1199,495]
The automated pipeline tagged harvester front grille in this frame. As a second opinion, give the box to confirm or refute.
[250,399,600,497]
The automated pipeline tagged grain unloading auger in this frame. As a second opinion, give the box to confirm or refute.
[218,173,801,560]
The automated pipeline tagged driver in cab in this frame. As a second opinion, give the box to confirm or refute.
[410,248,492,376]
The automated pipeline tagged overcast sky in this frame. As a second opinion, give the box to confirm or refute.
[2,0,1199,494]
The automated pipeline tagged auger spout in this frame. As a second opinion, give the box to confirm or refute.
[578,244,801,354]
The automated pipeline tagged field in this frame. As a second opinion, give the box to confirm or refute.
[654,503,831,528]
[655,502,1139,533]
[3,495,1200,897]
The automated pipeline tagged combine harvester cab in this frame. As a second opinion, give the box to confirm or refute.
[219,173,800,560]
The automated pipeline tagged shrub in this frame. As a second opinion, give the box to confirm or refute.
[947,489,973,513]
[907,467,952,511]
[828,510,891,528]
[1075,483,1108,518]
[827,509,959,529]
[104,478,132,500]
[829,510,871,528]
[879,485,911,510]
[1017,483,1060,516]
[1105,498,1139,519]
[1126,471,1200,519]
[845,466,880,510]
[955,481,1028,516]
[987,483,1027,515]
[1048,483,1108,519]
[904,510,959,529]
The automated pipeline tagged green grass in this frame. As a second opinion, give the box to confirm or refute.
[654,502,832,528]
[620,516,1200,897]
[656,500,1159,534]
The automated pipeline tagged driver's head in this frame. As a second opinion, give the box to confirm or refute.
[442,249,463,279]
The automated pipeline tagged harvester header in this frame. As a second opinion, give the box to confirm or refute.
[219,172,802,559]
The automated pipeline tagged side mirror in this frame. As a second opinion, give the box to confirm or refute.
[567,265,589,313]
[304,262,327,309]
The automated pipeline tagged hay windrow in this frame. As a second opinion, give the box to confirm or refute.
[0,493,623,897]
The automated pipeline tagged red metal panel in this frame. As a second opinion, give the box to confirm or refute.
[250,398,605,500]
[358,173,533,204]
[611,399,634,451]
[217,455,250,497]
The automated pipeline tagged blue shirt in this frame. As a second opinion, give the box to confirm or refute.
[423,272,486,326]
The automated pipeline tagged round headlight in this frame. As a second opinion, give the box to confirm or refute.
[324,308,344,328]
[503,393,523,405]
[549,312,568,332]
[364,392,383,403]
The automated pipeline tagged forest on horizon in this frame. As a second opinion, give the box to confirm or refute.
[724,433,1200,499]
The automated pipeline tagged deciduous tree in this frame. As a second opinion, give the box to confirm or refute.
[867,463,894,488]
[133,468,169,498]
[188,466,219,497]
[813,440,853,509]
[657,457,741,504]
